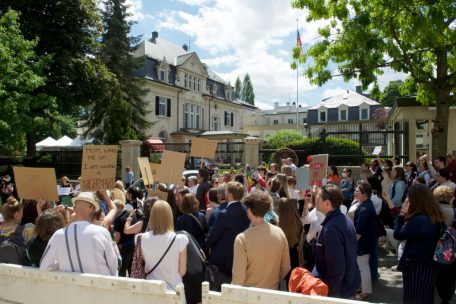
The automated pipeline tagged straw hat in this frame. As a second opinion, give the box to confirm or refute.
[71,192,100,212]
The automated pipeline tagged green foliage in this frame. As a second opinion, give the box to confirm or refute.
[240,73,255,105]
[84,0,151,144]
[264,130,305,149]
[292,0,456,157]
[0,0,113,155]
[234,77,242,100]
[0,9,56,155]
[288,137,367,166]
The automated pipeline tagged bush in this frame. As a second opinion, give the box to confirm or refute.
[264,130,305,149]
[288,137,367,166]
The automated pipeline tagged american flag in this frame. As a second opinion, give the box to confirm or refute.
[297,29,303,54]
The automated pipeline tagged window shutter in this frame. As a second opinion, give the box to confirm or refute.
[155,96,159,115]
[230,112,234,127]
[224,111,227,126]
[167,99,171,117]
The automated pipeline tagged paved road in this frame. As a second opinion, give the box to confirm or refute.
[369,248,454,303]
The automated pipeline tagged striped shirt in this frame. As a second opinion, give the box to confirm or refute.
[40,221,117,276]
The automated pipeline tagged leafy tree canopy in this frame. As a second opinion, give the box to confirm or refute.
[264,129,305,149]
[0,9,57,155]
[292,0,456,157]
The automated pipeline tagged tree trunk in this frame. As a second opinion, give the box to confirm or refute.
[26,131,36,158]
[432,49,451,159]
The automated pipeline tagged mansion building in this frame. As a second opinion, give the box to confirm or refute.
[134,31,256,144]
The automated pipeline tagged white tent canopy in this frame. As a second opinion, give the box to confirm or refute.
[36,136,93,151]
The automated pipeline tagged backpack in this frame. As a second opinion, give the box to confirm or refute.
[0,225,29,265]
[433,226,456,266]
[176,230,207,304]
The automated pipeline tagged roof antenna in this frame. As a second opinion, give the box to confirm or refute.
[188,35,191,52]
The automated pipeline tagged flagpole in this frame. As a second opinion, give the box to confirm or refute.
[296,20,299,132]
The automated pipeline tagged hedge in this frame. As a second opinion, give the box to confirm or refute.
[287,137,367,166]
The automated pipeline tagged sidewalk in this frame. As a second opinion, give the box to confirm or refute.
[369,248,448,304]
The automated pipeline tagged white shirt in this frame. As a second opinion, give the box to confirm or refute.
[189,185,198,194]
[40,221,118,276]
[302,208,325,243]
[138,231,188,289]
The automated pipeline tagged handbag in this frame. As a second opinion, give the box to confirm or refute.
[130,234,177,279]
[205,263,231,292]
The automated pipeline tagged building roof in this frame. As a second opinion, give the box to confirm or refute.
[262,104,309,115]
[309,90,380,110]
[138,36,229,84]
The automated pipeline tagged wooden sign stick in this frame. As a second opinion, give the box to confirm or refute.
[144,166,152,189]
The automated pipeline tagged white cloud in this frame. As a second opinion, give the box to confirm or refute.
[177,0,213,6]
[125,0,144,21]
[155,0,326,106]
[322,88,350,99]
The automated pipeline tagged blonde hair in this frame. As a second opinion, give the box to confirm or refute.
[148,200,174,235]
[110,188,126,204]
[1,197,22,221]
[433,186,454,205]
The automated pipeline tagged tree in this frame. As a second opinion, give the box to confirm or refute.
[234,76,242,100]
[292,0,455,158]
[264,129,305,149]
[241,73,255,105]
[85,0,150,144]
[369,82,381,102]
[0,9,56,155]
[0,0,113,154]
[380,80,404,107]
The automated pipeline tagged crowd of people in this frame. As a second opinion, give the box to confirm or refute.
[0,153,455,304]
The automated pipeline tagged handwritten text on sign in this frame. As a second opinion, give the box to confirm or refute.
[309,154,328,188]
[81,145,118,191]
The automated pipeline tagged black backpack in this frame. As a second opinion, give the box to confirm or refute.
[176,230,207,304]
[0,225,29,265]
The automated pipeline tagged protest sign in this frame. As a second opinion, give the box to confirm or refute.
[138,157,153,186]
[372,146,382,155]
[190,138,217,159]
[309,154,328,188]
[81,145,118,191]
[57,186,72,196]
[147,189,168,201]
[13,167,59,201]
[157,150,186,185]
[295,167,310,190]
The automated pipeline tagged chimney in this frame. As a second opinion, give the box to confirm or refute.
[299,105,302,108]
[273,102,279,109]
[292,102,296,106]
[182,44,188,51]
[151,31,158,43]
[286,102,290,106]
[355,85,362,94]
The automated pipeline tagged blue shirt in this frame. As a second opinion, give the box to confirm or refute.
[394,214,440,270]
[387,180,407,208]
[354,199,377,255]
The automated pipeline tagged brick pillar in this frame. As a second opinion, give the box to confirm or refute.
[120,140,142,184]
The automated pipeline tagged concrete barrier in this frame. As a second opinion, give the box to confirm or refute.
[201,282,364,304]
[0,264,185,304]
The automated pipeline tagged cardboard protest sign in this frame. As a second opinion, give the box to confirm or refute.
[147,189,168,201]
[190,138,218,159]
[150,163,160,183]
[13,167,59,201]
[372,146,382,155]
[309,154,328,188]
[157,150,186,185]
[81,145,118,191]
[295,167,310,190]
[138,157,153,186]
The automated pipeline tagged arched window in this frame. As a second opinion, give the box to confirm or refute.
[160,66,166,81]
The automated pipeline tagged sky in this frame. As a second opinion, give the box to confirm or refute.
[125,0,406,110]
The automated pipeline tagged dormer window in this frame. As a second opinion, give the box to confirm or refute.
[159,66,166,81]
[339,109,347,121]
[156,58,169,83]
[318,109,327,123]
[360,106,369,120]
